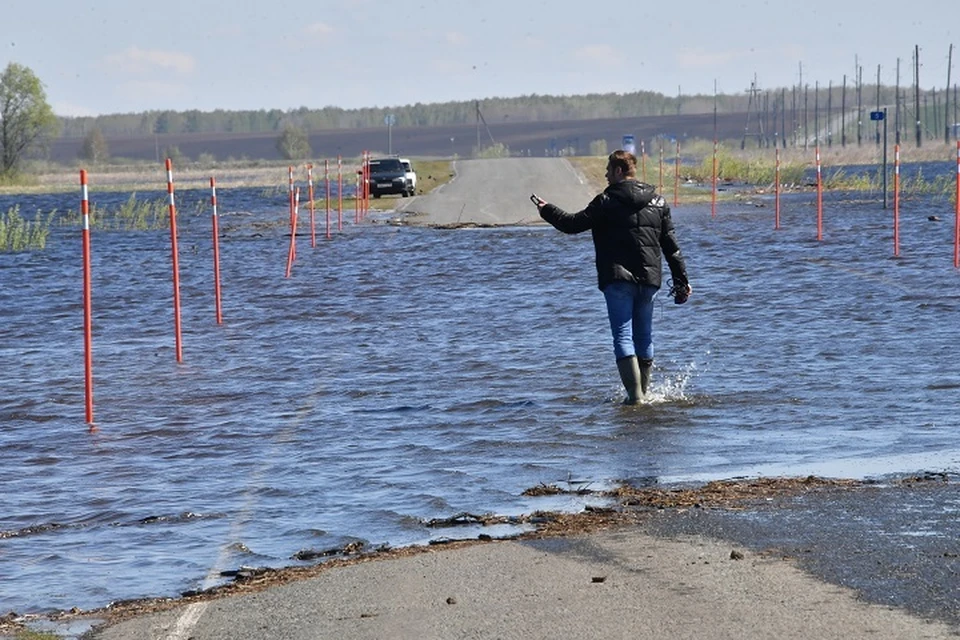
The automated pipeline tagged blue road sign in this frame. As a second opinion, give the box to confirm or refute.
[870,111,885,121]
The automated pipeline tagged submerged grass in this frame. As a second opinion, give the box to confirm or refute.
[59,193,171,231]
[0,206,52,252]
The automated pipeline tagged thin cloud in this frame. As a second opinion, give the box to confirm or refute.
[304,22,335,38]
[120,80,190,103]
[574,44,619,64]
[522,34,544,49]
[429,59,471,74]
[676,48,748,69]
[104,47,195,74]
[445,31,468,46]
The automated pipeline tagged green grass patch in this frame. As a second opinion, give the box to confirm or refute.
[59,193,170,231]
[0,205,52,252]
[14,630,61,640]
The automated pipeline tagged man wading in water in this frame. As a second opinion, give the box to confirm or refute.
[532,150,691,404]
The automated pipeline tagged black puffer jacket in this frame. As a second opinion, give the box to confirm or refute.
[540,179,689,291]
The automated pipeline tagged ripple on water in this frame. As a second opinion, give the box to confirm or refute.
[4,187,960,614]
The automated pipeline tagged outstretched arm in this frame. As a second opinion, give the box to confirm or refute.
[537,193,606,234]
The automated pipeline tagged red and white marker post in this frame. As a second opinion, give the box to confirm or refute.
[166,159,184,363]
[307,164,316,248]
[774,148,781,230]
[954,141,960,268]
[893,145,901,258]
[711,139,718,219]
[356,171,361,221]
[640,141,647,183]
[80,170,96,430]
[816,146,823,241]
[285,188,300,278]
[287,166,296,263]
[210,177,223,324]
[673,139,680,207]
[324,159,332,240]
[658,140,664,194]
[337,155,343,231]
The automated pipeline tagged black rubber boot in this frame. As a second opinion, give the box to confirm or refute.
[616,356,643,405]
[639,359,653,395]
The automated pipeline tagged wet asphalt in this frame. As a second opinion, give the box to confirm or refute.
[634,474,960,629]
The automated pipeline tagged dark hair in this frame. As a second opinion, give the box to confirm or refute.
[607,150,638,177]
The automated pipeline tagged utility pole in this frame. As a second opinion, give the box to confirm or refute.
[815,81,820,145]
[857,65,863,146]
[742,74,764,149]
[476,101,482,154]
[792,84,798,146]
[895,58,901,145]
[797,62,803,147]
[713,79,718,142]
[781,87,787,147]
[827,80,833,147]
[915,45,922,148]
[933,88,940,141]
[876,64,882,145]
[946,44,953,144]
[841,75,847,147]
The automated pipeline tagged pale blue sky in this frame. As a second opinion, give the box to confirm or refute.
[2,0,956,117]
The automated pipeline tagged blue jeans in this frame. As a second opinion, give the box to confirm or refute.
[602,281,658,361]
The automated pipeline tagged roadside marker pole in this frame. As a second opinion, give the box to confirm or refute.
[166,158,184,363]
[364,151,370,216]
[955,141,960,267]
[287,167,296,262]
[894,145,901,258]
[210,177,223,324]
[324,160,331,240]
[775,148,781,230]
[80,170,96,431]
[640,141,647,182]
[658,140,664,194]
[816,146,823,241]
[307,164,316,248]
[673,139,680,207]
[355,171,361,222]
[711,139,718,219]
[285,188,300,278]
[337,155,343,230]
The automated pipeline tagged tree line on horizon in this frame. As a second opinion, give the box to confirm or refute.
[57,83,952,140]
[3,56,958,180]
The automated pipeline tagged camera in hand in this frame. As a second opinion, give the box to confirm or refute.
[669,282,690,305]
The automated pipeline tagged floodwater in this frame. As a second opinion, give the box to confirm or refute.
[3,172,960,616]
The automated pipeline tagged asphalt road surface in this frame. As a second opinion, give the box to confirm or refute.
[397,157,597,227]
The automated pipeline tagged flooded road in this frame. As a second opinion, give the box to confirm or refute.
[3,161,960,616]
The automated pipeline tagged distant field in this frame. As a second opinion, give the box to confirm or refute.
[49,112,755,165]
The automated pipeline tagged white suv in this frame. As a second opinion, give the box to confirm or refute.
[399,158,417,195]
